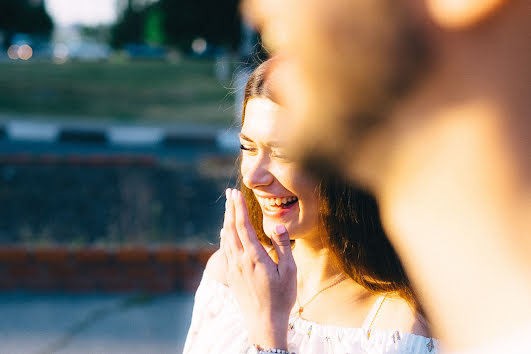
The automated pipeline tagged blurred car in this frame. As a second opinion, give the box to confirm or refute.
[123,43,167,60]
[65,40,111,62]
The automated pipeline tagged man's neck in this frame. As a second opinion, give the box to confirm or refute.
[369,3,531,348]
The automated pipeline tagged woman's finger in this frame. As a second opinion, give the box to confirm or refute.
[232,189,271,264]
[221,190,233,260]
[219,228,229,268]
[223,189,232,232]
[224,188,243,254]
[271,224,296,277]
[221,227,233,261]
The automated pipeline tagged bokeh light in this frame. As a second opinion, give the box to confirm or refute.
[7,45,19,60]
[191,38,207,55]
[17,44,33,60]
[53,43,69,64]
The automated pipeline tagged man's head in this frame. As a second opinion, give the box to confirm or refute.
[242,0,525,189]
[241,1,531,347]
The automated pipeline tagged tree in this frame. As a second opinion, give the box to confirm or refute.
[0,0,53,48]
[111,5,146,48]
[144,7,165,45]
[160,0,240,49]
[111,0,241,50]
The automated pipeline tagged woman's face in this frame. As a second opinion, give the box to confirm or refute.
[240,97,320,239]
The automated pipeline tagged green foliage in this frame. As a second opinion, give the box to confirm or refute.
[0,60,233,124]
[111,0,241,50]
[144,8,165,45]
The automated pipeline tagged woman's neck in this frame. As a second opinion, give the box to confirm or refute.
[292,238,339,288]
[292,236,358,297]
[291,235,375,318]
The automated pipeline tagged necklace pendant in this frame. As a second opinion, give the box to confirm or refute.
[298,307,304,317]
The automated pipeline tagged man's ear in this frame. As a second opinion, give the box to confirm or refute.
[426,0,507,29]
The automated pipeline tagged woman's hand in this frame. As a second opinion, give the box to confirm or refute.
[221,188,297,351]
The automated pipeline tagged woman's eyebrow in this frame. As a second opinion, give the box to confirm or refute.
[239,133,283,148]
[238,133,255,142]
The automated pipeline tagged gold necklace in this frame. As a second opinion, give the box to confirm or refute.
[366,293,388,339]
[293,273,348,317]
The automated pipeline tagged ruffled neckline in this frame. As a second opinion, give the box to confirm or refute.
[204,276,435,342]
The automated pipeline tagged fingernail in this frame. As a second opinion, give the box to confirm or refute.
[232,188,238,200]
[225,188,231,200]
[274,224,287,235]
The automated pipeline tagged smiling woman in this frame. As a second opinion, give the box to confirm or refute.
[183,58,439,354]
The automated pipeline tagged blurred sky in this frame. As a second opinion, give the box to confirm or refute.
[44,0,118,26]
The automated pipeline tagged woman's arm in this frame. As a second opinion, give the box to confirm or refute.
[221,188,297,351]
[183,250,230,354]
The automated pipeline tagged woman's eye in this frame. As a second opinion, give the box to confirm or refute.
[240,144,256,152]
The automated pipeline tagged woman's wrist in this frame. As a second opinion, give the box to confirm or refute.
[248,333,288,351]
[245,344,294,354]
[248,318,289,351]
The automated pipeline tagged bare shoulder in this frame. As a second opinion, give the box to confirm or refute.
[204,249,228,286]
[373,295,431,337]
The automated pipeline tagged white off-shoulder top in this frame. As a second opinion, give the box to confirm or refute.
[184,274,439,354]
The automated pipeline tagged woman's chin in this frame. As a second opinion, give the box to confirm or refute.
[262,222,275,239]
[263,220,296,240]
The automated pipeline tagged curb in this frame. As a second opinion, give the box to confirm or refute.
[0,120,240,152]
[0,246,216,293]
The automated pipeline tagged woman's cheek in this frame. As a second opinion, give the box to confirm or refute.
[240,158,251,188]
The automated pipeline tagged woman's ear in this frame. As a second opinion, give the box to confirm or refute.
[426,0,507,29]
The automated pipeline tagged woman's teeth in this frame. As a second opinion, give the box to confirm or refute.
[261,196,298,207]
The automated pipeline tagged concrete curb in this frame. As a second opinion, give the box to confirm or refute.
[0,119,240,153]
[0,246,216,293]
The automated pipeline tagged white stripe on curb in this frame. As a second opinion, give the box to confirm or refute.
[7,121,59,142]
[2,119,240,153]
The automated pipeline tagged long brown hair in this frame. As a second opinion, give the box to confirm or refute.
[239,58,422,312]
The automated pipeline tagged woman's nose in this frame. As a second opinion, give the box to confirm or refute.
[242,155,274,188]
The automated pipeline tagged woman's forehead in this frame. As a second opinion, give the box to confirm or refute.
[241,97,286,142]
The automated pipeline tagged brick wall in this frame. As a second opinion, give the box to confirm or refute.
[0,247,215,293]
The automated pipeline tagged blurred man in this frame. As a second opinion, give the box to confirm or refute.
[242,0,530,352]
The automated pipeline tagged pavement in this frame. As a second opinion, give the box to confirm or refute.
[0,291,196,354]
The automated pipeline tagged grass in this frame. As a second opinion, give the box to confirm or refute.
[0,59,236,126]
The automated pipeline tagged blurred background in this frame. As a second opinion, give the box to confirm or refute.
[0,0,260,352]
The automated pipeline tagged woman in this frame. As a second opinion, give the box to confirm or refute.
[184,58,438,353]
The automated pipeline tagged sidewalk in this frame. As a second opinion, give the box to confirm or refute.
[0,291,195,354]
[0,247,212,353]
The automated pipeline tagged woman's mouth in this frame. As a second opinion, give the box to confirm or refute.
[255,196,299,213]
